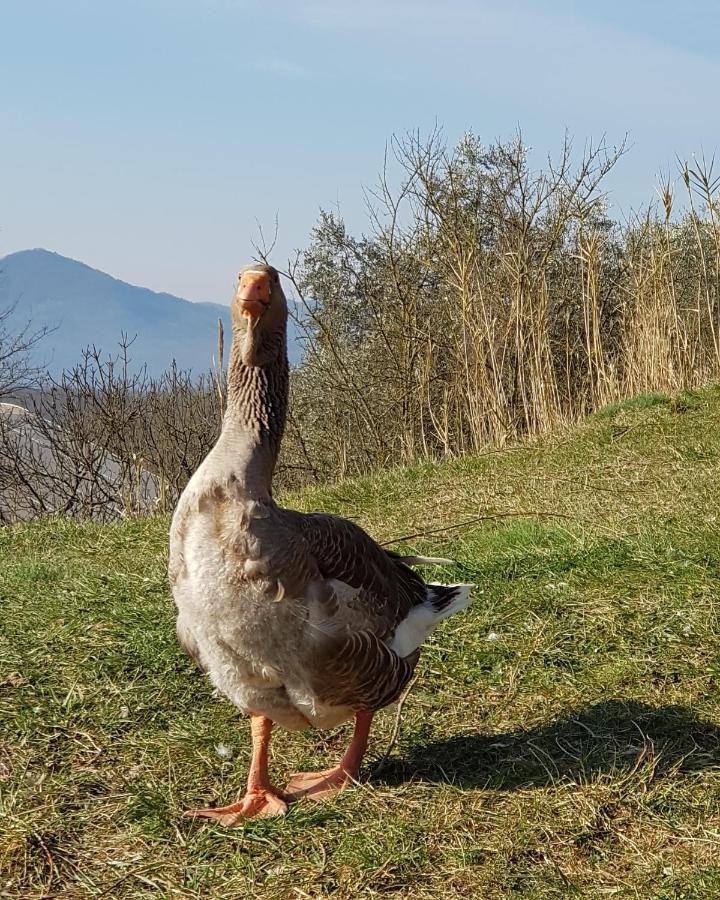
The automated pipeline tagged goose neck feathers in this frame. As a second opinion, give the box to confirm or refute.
[221,266,289,493]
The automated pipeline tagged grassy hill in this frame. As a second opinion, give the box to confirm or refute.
[1,389,720,899]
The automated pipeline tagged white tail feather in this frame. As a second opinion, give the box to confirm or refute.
[429,583,473,620]
[398,555,455,566]
[390,583,473,657]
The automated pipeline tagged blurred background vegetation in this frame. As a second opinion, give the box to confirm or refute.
[3,131,720,520]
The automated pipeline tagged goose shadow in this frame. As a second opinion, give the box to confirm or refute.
[370,700,720,789]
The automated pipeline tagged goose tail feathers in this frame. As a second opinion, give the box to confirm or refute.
[397,555,455,566]
[426,582,474,619]
[390,583,474,657]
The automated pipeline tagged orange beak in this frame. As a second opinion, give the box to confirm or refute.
[237,271,271,318]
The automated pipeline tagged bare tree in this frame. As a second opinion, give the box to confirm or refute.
[0,340,222,523]
[0,302,51,400]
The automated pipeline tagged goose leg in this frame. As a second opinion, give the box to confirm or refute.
[184,715,288,824]
[286,711,374,801]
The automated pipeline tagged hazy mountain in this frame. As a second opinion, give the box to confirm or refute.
[0,249,301,376]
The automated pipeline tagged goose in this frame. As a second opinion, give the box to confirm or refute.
[169,264,473,822]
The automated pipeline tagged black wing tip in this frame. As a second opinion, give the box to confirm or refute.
[428,584,463,612]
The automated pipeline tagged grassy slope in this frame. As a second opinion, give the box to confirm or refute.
[1,389,720,899]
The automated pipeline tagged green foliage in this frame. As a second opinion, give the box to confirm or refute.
[595,392,671,417]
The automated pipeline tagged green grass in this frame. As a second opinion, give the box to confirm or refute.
[2,388,720,898]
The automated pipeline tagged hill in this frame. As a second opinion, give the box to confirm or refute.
[1,390,719,898]
[0,249,301,377]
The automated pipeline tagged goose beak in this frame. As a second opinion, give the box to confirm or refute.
[237,271,271,318]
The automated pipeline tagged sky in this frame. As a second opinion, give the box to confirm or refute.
[1,0,719,303]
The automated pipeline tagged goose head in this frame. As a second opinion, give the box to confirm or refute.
[231,263,288,367]
[233,264,286,325]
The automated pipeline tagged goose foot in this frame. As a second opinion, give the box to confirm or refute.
[183,789,288,824]
[184,715,288,825]
[285,766,355,801]
[285,710,375,802]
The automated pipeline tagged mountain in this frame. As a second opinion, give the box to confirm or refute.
[0,249,301,377]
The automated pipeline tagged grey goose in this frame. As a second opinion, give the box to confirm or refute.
[169,264,473,822]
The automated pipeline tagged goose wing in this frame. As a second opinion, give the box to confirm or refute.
[295,512,427,636]
[285,511,427,711]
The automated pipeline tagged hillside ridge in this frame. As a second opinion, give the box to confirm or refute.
[0,248,301,375]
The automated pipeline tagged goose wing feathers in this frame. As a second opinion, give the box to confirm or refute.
[285,511,427,711]
[307,629,419,711]
[294,512,427,636]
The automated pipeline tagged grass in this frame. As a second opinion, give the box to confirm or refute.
[1,387,720,898]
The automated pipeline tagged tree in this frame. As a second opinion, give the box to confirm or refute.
[0,302,50,400]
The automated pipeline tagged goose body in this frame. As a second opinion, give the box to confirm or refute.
[169,264,472,821]
[171,465,470,732]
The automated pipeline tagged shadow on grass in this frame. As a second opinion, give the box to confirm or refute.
[371,700,720,789]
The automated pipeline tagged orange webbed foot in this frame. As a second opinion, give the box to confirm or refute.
[285,767,357,802]
[183,789,288,825]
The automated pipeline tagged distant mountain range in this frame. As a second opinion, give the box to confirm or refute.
[0,249,301,376]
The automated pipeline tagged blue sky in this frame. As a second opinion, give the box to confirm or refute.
[1,0,719,302]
